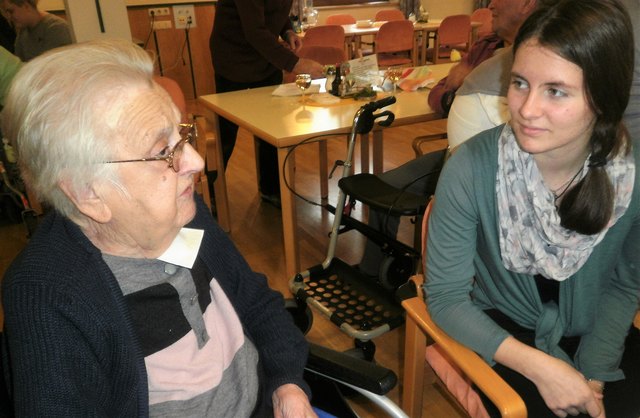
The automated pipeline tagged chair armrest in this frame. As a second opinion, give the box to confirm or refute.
[402,279,526,418]
[306,342,397,396]
[193,116,217,172]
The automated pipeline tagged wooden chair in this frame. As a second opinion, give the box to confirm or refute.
[302,24,345,50]
[426,14,471,64]
[154,76,217,212]
[471,8,493,38]
[283,46,346,83]
[402,200,640,418]
[411,119,449,158]
[325,14,357,57]
[325,13,356,25]
[375,20,415,68]
[375,9,406,22]
[402,200,526,418]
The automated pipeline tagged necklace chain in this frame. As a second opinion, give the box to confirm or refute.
[552,166,584,201]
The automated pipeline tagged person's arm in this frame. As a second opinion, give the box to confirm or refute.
[272,384,317,418]
[233,0,300,73]
[3,279,126,416]
[0,46,21,105]
[495,337,603,417]
[428,35,503,115]
[281,27,324,77]
[567,186,640,418]
[425,133,513,362]
[40,16,73,51]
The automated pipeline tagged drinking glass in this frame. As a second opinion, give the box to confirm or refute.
[385,67,403,96]
[295,74,312,104]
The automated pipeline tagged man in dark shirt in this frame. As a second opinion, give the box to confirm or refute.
[210,0,323,207]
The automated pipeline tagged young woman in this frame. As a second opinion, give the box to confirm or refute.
[424,1,639,417]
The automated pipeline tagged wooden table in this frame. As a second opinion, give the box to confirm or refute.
[198,63,455,279]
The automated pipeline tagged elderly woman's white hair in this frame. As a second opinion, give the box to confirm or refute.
[2,38,165,219]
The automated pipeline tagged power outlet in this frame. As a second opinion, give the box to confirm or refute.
[173,5,196,29]
[152,20,172,30]
[148,7,170,17]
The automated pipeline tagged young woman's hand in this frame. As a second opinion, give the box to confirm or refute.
[495,336,604,417]
[529,355,602,417]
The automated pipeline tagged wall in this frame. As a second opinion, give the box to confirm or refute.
[423,0,473,19]
[40,0,471,99]
[128,4,215,100]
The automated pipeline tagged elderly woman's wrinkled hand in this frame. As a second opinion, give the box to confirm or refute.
[272,383,317,418]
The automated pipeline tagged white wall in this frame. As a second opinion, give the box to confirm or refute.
[63,0,132,42]
[40,0,211,12]
[423,0,474,19]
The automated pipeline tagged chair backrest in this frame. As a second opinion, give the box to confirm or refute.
[375,9,405,22]
[282,46,347,83]
[437,14,471,47]
[375,20,414,54]
[325,13,356,25]
[154,76,187,121]
[299,45,347,65]
[471,8,493,38]
[302,25,345,50]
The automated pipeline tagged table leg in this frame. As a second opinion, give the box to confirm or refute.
[319,141,328,201]
[360,133,370,173]
[278,146,300,279]
[204,109,231,232]
[372,130,384,174]
[354,34,362,57]
[421,29,434,66]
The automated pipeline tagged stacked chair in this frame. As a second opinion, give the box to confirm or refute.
[375,20,415,68]
[426,14,471,64]
[374,9,406,22]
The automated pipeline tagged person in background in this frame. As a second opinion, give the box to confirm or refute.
[1,39,315,417]
[426,1,639,417]
[357,0,547,280]
[448,0,639,148]
[620,0,639,140]
[0,12,15,53]
[209,0,323,208]
[427,15,503,115]
[0,45,19,106]
[1,0,72,62]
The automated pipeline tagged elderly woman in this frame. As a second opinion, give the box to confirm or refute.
[1,39,315,417]
[425,0,640,417]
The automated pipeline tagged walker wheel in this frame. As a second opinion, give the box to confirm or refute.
[378,254,414,291]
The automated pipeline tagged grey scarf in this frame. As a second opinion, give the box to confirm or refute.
[496,124,635,281]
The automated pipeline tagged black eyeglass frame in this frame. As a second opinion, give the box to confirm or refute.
[105,123,196,173]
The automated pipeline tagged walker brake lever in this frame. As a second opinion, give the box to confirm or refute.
[374,110,395,127]
[329,160,344,179]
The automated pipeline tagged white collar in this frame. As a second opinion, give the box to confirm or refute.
[156,227,204,269]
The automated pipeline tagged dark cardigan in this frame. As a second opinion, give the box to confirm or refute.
[2,197,309,417]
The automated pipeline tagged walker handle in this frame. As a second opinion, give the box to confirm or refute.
[354,96,397,134]
[363,96,396,112]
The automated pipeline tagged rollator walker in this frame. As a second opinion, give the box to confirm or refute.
[290,95,445,363]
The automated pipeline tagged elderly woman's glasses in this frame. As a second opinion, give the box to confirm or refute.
[106,123,196,172]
